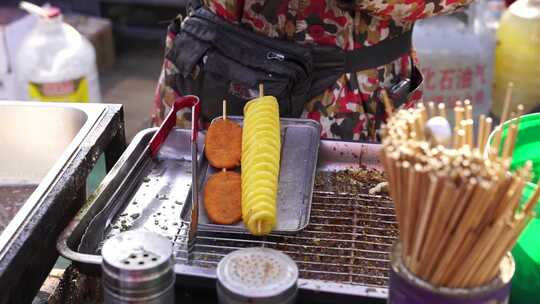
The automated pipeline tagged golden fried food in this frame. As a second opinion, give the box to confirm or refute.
[203,171,242,225]
[205,118,242,169]
[241,96,281,236]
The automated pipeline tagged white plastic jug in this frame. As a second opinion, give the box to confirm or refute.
[413,12,492,124]
[15,2,101,102]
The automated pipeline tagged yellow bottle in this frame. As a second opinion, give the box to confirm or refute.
[492,0,540,118]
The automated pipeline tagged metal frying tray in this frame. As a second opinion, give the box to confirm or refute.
[198,116,320,233]
[58,129,395,303]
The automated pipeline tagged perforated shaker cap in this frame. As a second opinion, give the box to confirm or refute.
[217,247,298,302]
[101,230,174,299]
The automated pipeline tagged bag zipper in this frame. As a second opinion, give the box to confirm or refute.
[267,51,309,75]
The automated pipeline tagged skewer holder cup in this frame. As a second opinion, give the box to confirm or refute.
[388,243,514,304]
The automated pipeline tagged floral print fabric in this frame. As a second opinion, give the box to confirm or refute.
[154,0,472,141]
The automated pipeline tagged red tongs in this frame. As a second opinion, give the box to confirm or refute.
[149,95,200,256]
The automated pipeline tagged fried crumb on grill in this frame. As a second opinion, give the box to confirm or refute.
[191,169,397,287]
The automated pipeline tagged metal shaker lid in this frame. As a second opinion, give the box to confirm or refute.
[217,247,298,301]
[101,230,174,297]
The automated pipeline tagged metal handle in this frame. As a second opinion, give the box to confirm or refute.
[147,95,201,258]
[149,95,200,158]
[188,99,200,260]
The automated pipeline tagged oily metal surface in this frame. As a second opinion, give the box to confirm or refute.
[76,128,204,254]
[0,103,90,182]
[0,184,37,235]
[59,132,396,302]
[198,117,321,233]
[174,141,394,300]
[175,187,395,288]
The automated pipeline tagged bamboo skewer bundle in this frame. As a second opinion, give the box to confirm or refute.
[381,85,539,288]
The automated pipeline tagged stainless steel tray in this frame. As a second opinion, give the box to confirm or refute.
[198,116,321,233]
[73,128,205,254]
[58,129,393,303]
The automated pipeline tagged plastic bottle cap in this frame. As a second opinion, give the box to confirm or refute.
[19,2,61,18]
[45,7,61,18]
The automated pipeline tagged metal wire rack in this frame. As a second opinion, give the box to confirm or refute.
[174,188,397,289]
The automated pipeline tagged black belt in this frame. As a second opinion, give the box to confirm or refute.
[308,31,413,101]
[184,0,416,108]
[312,30,413,73]
[188,0,412,73]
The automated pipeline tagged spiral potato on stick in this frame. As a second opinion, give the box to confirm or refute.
[241,96,281,235]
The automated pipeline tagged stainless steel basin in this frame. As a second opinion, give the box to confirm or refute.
[0,101,105,258]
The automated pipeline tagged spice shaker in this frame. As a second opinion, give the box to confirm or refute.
[216,247,299,304]
[101,230,175,304]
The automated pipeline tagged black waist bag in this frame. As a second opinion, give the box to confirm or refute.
[166,8,313,120]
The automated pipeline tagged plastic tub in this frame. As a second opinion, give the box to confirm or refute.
[486,112,540,303]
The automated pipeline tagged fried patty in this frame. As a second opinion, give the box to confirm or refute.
[205,118,242,169]
[203,171,242,225]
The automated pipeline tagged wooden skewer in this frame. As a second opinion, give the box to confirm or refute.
[405,163,421,259]
[383,101,534,288]
[410,174,441,270]
[491,83,515,157]
[455,220,506,286]
[460,120,468,145]
[438,103,447,118]
[516,104,525,119]
[428,102,436,118]
[464,100,473,121]
[259,83,264,97]
[400,161,412,259]
[419,105,428,126]
[467,120,474,148]
[454,106,464,128]
[523,180,540,215]
[477,114,486,150]
[452,129,460,149]
[460,120,473,147]
[504,177,528,217]
[430,179,478,284]
[456,129,466,148]
[480,117,493,154]
[419,181,459,278]
[222,99,228,173]
[502,124,517,161]
[507,105,524,160]
[223,99,227,121]
[408,164,426,270]
[414,117,424,141]
[489,126,502,160]
[500,82,514,124]
[471,217,526,286]
[436,181,493,285]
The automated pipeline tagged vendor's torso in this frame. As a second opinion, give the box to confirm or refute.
[203,0,414,50]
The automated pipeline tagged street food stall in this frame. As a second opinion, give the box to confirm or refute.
[1,0,540,304]
[55,95,397,303]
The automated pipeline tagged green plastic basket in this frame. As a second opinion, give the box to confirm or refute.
[487,113,540,304]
